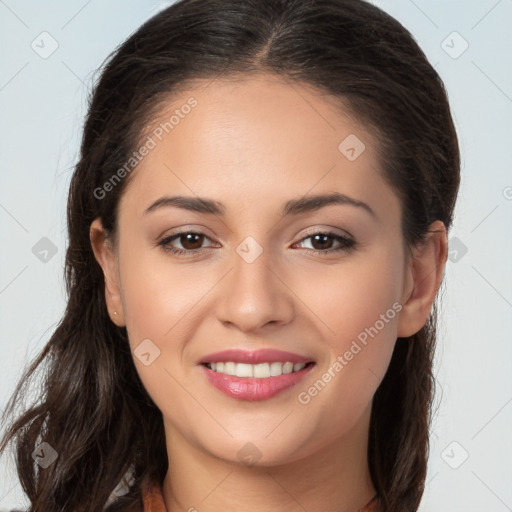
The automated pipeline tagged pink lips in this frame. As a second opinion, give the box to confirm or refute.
[198,349,315,401]
[199,348,312,365]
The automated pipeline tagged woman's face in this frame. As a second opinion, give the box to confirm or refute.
[97,74,423,466]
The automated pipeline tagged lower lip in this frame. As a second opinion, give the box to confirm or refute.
[199,363,315,401]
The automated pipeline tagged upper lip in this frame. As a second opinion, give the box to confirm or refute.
[199,349,313,365]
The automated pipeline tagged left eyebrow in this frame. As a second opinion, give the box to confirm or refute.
[281,192,376,218]
[143,192,376,219]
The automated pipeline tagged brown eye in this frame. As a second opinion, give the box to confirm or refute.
[178,233,205,250]
[309,234,335,251]
[158,231,217,256]
[295,232,356,255]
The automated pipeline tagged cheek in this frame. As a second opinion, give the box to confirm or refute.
[296,245,404,410]
[118,245,204,346]
[301,243,404,349]
[117,246,203,411]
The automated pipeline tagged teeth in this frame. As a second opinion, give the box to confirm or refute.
[270,362,283,376]
[207,361,307,378]
[235,363,253,377]
[224,362,236,375]
[254,363,270,378]
[282,362,294,374]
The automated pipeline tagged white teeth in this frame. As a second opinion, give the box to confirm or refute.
[253,363,270,378]
[235,363,253,377]
[282,362,294,374]
[207,361,308,378]
[293,363,306,372]
[224,362,236,375]
[270,362,283,376]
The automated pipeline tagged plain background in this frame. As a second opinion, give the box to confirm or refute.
[1,0,511,510]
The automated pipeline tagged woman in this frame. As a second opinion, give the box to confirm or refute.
[0,0,460,511]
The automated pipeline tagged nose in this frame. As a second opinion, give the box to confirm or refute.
[215,242,295,333]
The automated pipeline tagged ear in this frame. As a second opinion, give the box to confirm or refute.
[397,220,448,337]
[90,218,125,326]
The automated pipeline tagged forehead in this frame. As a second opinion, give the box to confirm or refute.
[119,74,399,222]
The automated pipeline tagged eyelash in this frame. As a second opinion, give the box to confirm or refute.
[157,230,356,257]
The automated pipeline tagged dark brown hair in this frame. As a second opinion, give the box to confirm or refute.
[0,1,460,511]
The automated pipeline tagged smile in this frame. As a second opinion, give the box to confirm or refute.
[204,361,309,377]
[198,349,316,401]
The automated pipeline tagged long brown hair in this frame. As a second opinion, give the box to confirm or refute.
[0,1,460,510]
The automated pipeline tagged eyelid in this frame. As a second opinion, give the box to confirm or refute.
[300,225,352,237]
[158,224,215,239]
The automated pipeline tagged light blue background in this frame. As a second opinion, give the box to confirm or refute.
[1,1,511,510]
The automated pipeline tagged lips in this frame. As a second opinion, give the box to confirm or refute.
[198,348,313,365]
[198,348,315,401]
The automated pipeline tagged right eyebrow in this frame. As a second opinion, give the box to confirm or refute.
[144,195,225,216]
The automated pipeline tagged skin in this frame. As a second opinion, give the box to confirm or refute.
[91,74,447,512]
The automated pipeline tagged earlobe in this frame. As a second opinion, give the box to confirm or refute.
[397,220,448,338]
[89,218,125,326]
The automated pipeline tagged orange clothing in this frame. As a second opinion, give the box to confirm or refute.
[140,481,380,511]
[140,481,166,512]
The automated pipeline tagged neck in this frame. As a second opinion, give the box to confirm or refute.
[162,403,376,512]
